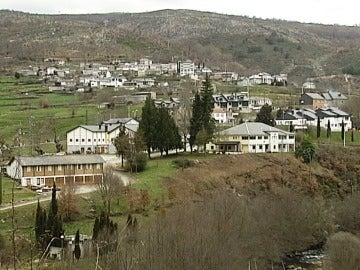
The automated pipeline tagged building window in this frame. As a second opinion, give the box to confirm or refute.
[69,139,73,142]
[36,166,41,172]
[250,136,256,140]
[242,136,249,140]
[58,165,62,171]
[37,178,41,185]
[77,164,82,170]
[47,166,52,171]
[252,145,256,150]
[26,167,31,172]
[82,139,85,142]
[88,139,91,142]
[75,139,79,142]
[96,164,101,169]
[259,145,263,150]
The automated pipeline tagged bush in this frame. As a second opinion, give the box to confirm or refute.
[126,152,148,172]
[172,158,195,169]
[325,232,360,270]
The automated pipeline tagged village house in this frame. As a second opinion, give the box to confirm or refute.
[213,92,251,113]
[300,93,326,110]
[275,107,352,132]
[208,122,295,154]
[6,155,105,187]
[211,107,231,124]
[322,90,348,107]
[177,60,195,77]
[66,118,139,154]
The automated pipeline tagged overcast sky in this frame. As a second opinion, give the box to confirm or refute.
[1,0,359,26]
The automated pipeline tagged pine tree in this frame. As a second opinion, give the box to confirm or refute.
[255,104,275,126]
[73,229,81,261]
[189,74,215,152]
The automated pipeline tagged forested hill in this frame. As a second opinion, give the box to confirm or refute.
[1,9,360,83]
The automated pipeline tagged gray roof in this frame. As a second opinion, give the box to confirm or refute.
[15,155,105,166]
[222,122,292,136]
[304,93,324,100]
[102,118,133,125]
[81,124,120,133]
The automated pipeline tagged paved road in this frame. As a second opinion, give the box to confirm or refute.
[0,185,98,212]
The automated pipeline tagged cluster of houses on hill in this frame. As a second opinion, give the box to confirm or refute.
[16,57,288,94]
[9,57,353,190]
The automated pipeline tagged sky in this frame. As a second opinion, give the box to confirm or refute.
[1,0,359,26]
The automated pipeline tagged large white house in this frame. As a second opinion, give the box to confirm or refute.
[66,118,139,154]
[208,122,295,154]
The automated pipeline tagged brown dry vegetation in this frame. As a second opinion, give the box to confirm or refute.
[163,147,355,205]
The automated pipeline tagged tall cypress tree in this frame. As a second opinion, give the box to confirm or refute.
[327,120,331,138]
[317,116,321,138]
[74,229,81,261]
[139,97,156,158]
[189,92,202,151]
[341,120,345,144]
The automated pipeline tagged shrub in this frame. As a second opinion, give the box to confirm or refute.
[126,152,148,172]
[172,158,195,169]
[325,232,360,270]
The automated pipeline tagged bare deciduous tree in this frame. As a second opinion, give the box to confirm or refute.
[98,167,124,214]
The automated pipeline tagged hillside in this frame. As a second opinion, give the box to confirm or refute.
[164,144,360,202]
[1,9,360,84]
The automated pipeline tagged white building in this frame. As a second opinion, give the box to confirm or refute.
[66,118,139,154]
[177,60,195,77]
[211,107,229,124]
[275,107,352,132]
[208,122,295,154]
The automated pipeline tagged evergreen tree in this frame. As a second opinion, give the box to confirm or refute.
[276,108,284,119]
[189,92,202,151]
[113,125,130,168]
[351,129,354,142]
[73,229,81,261]
[327,120,331,138]
[255,104,275,126]
[317,116,321,138]
[138,97,157,158]
[341,120,345,142]
[295,135,316,163]
[289,122,294,132]
[189,74,215,152]
[46,182,63,247]
[35,199,45,246]
[154,107,182,156]
[200,74,215,135]
[92,217,100,241]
